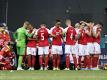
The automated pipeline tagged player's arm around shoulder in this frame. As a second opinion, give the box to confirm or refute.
[25,28,36,38]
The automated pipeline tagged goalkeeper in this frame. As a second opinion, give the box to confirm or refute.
[14,21,35,70]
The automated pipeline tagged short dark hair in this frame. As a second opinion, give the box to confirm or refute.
[40,24,46,27]
[97,22,103,27]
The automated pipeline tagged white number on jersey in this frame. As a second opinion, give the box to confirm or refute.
[41,33,44,40]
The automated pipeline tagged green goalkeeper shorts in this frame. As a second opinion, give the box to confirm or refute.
[17,46,26,55]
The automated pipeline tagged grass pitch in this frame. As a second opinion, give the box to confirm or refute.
[0,70,107,80]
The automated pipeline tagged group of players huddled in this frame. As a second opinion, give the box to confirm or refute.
[0,19,102,70]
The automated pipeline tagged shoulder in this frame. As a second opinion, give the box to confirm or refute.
[50,26,55,31]
[59,27,63,30]
[64,27,69,32]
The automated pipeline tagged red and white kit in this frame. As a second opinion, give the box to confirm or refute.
[64,26,77,54]
[86,27,94,54]
[27,30,37,56]
[93,26,101,54]
[78,28,89,56]
[37,27,50,55]
[50,26,63,55]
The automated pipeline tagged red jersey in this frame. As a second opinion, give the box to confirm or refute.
[93,26,101,44]
[78,29,87,45]
[85,27,94,43]
[65,26,76,45]
[3,33,11,41]
[27,30,37,47]
[27,38,37,47]
[37,27,49,47]
[51,26,63,46]
[0,33,5,46]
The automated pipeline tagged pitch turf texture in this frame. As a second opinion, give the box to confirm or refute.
[0,70,107,80]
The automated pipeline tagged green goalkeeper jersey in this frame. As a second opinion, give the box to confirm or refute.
[14,27,33,47]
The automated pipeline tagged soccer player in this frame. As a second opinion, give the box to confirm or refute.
[74,23,80,68]
[64,19,78,70]
[91,23,102,70]
[50,20,63,70]
[14,21,35,70]
[77,22,90,70]
[26,25,37,70]
[81,21,94,69]
[37,24,50,70]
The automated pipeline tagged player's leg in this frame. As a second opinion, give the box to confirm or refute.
[51,45,57,70]
[38,47,43,70]
[31,47,36,70]
[78,56,82,68]
[26,47,32,70]
[87,43,94,69]
[72,45,78,70]
[65,45,70,70]
[92,54,99,69]
[92,42,101,70]
[52,54,57,70]
[56,46,62,70]
[78,44,84,69]
[56,54,60,70]
[82,45,91,70]
[84,55,91,69]
[17,47,24,70]
[44,46,49,70]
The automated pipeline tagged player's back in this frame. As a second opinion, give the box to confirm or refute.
[37,27,49,47]
[65,26,76,45]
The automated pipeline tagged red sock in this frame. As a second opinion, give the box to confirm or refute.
[44,55,48,67]
[73,56,78,68]
[39,56,43,67]
[92,56,99,68]
[83,56,87,68]
[52,55,56,68]
[57,55,60,68]
[32,56,35,67]
[66,55,70,68]
[22,55,26,63]
[28,55,32,67]
[86,55,91,69]
[78,56,82,66]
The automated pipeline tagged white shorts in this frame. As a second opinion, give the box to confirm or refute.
[93,42,101,54]
[27,47,37,55]
[78,44,89,56]
[65,45,76,55]
[51,45,63,55]
[87,43,94,54]
[38,46,49,55]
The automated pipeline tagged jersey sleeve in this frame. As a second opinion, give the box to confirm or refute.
[25,29,33,37]
[50,27,54,34]
[13,29,18,40]
[47,29,50,34]
[60,27,64,32]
